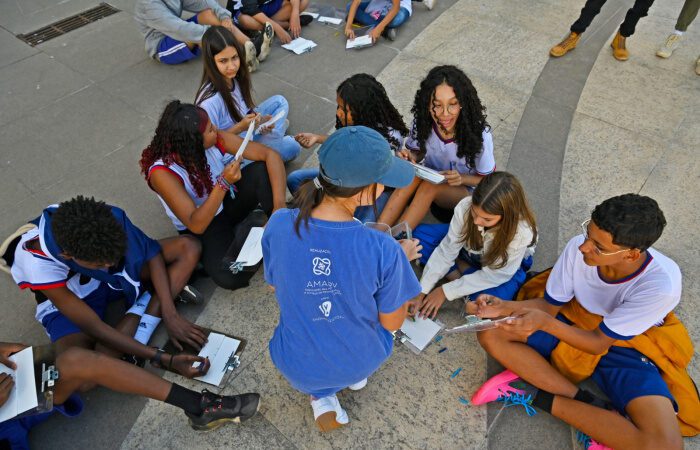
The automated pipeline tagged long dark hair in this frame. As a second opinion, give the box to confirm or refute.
[140,100,214,197]
[291,173,377,237]
[336,74,409,152]
[195,26,255,124]
[461,172,537,269]
[411,65,489,167]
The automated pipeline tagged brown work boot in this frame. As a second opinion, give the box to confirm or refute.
[550,32,580,57]
[611,31,629,61]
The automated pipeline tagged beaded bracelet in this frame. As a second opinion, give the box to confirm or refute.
[215,174,231,192]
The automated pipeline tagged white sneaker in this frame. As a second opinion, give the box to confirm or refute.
[348,378,367,391]
[656,33,682,58]
[258,22,274,62]
[424,0,435,10]
[310,395,349,432]
[244,40,259,73]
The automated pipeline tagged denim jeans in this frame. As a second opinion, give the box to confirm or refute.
[231,95,301,163]
[346,1,410,29]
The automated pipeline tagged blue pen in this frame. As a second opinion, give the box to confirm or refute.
[449,161,457,172]
[450,367,462,379]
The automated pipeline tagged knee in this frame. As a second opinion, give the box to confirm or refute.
[281,137,301,161]
[269,94,289,109]
[56,347,101,381]
[477,328,501,352]
[638,434,682,450]
[179,235,202,261]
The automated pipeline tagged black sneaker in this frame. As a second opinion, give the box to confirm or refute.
[186,390,261,431]
[251,31,265,56]
[176,284,204,305]
[299,14,313,27]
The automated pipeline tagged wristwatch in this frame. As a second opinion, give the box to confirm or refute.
[150,348,166,368]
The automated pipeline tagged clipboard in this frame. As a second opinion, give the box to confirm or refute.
[162,328,247,387]
[3,345,59,421]
[443,315,515,333]
[394,316,444,354]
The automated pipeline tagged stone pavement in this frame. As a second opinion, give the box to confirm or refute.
[0,0,698,447]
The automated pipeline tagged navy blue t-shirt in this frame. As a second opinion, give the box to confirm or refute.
[263,209,421,396]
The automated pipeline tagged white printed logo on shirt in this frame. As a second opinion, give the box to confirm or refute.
[319,301,332,317]
[312,257,331,276]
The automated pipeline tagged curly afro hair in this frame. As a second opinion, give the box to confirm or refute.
[411,65,489,167]
[336,73,409,152]
[51,196,126,264]
[591,194,666,252]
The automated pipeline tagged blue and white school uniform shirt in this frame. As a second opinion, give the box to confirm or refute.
[11,228,102,323]
[262,209,421,396]
[147,147,226,231]
[405,119,495,175]
[545,235,682,340]
[197,82,250,132]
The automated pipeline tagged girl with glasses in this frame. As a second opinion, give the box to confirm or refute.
[378,65,496,230]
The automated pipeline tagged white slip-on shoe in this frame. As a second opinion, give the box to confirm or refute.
[656,33,682,58]
[347,378,367,391]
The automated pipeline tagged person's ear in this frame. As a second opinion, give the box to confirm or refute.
[624,248,642,262]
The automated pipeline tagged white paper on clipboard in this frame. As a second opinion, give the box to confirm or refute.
[235,227,264,266]
[255,110,285,134]
[0,347,38,422]
[193,333,241,386]
[234,121,256,161]
[398,316,442,353]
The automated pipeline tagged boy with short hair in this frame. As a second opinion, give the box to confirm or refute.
[134,0,272,70]
[9,196,205,365]
[470,194,699,448]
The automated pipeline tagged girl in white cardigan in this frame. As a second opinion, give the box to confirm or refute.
[416,172,537,318]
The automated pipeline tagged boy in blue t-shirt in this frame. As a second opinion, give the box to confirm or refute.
[8,196,207,363]
[262,126,421,432]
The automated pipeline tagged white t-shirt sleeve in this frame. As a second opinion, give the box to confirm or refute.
[405,119,419,152]
[441,221,534,301]
[199,93,234,132]
[10,232,70,290]
[474,129,496,175]
[420,197,470,295]
[600,278,679,340]
[544,236,581,305]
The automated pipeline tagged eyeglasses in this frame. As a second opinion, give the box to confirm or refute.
[431,104,461,116]
[580,219,630,256]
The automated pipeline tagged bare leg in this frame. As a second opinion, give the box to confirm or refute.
[271,2,293,22]
[551,395,682,450]
[377,177,422,226]
[53,347,171,405]
[238,14,264,31]
[399,183,469,230]
[477,327,579,397]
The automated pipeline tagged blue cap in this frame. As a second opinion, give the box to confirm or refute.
[318,126,415,188]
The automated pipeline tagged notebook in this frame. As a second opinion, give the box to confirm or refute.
[282,38,317,54]
[410,162,446,184]
[0,347,38,422]
[346,35,373,50]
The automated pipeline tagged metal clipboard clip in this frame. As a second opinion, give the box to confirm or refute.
[227,261,246,274]
[222,354,240,372]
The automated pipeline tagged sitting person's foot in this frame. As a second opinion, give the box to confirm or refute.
[176,284,204,305]
[550,32,580,57]
[299,14,313,27]
[186,390,261,431]
[310,394,349,431]
[656,33,682,58]
[471,369,538,415]
[424,0,436,10]
[385,28,397,41]
[347,378,367,391]
[244,40,259,73]
[258,22,274,61]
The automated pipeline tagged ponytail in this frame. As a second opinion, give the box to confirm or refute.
[291,176,377,237]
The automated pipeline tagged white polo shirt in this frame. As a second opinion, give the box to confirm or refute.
[545,235,682,340]
[405,119,495,175]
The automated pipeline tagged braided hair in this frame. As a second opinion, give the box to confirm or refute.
[336,74,408,152]
[139,100,214,197]
[411,65,489,167]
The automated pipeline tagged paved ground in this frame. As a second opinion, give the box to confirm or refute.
[0,0,698,448]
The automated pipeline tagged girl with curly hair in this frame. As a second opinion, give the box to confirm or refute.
[196,26,300,163]
[140,100,286,290]
[378,65,496,230]
[287,73,409,194]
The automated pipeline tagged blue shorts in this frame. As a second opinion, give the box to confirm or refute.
[156,15,201,64]
[40,283,127,342]
[233,0,283,24]
[527,315,677,414]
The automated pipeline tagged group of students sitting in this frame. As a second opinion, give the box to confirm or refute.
[134,0,433,70]
[1,19,698,450]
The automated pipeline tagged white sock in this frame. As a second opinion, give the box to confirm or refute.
[673,30,684,36]
[133,314,161,345]
[126,292,152,317]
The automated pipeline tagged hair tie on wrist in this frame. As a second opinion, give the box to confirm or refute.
[313,177,323,190]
